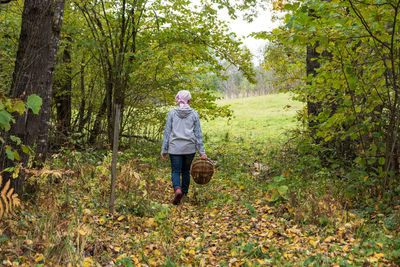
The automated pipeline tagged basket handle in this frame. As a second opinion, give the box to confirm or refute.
[194,157,212,163]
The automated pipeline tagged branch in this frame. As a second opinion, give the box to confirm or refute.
[389,0,400,92]
[121,134,156,143]
[347,0,391,50]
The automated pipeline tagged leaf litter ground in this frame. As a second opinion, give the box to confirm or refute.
[80,162,397,266]
[132,169,394,266]
[0,157,398,266]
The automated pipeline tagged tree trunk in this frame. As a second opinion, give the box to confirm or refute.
[306,6,322,130]
[1,0,66,193]
[76,58,86,132]
[54,37,72,147]
[306,43,321,128]
[89,93,107,145]
[109,104,121,214]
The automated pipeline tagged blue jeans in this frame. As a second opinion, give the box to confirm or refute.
[169,154,195,194]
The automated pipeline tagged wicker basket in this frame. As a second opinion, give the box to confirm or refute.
[190,158,214,185]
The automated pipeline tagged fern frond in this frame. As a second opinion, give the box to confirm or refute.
[1,179,10,215]
[0,175,2,218]
[0,175,21,220]
[6,187,14,216]
[12,194,20,208]
[0,195,3,219]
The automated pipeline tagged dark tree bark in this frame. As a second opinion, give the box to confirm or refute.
[77,60,86,133]
[1,0,66,193]
[53,37,72,147]
[306,44,321,129]
[89,93,108,145]
[75,58,95,134]
[306,6,322,130]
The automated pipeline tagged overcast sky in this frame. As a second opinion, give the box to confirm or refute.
[188,1,282,65]
[219,6,282,65]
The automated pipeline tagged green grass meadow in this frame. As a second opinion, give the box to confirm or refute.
[202,93,303,143]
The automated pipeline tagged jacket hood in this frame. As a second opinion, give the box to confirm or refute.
[174,107,193,119]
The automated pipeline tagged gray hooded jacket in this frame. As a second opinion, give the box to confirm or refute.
[161,108,205,155]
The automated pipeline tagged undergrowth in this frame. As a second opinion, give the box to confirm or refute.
[1,133,399,265]
[1,95,400,265]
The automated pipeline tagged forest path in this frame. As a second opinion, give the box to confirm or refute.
[103,166,390,266]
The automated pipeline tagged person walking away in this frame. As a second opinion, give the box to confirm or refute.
[161,90,207,205]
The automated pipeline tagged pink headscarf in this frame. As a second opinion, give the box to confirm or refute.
[175,90,191,109]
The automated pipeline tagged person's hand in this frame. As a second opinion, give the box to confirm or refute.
[161,153,168,160]
[200,154,207,160]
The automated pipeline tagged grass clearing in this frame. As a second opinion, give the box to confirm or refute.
[203,93,303,143]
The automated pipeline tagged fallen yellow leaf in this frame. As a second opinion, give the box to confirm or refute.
[34,254,44,263]
[374,252,385,258]
[79,229,87,236]
[82,257,94,267]
[145,218,156,228]
[309,239,317,248]
[116,254,127,261]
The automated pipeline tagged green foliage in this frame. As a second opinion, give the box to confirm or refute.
[26,94,42,115]
[0,1,22,93]
[115,256,135,267]
[267,175,289,202]
[0,93,40,165]
[0,95,24,131]
[262,33,305,92]
[0,91,41,219]
[48,0,256,146]
[262,0,400,205]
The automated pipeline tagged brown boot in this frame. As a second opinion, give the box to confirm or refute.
[172,188,183,205]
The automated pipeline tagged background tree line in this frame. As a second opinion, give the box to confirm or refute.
[0,0,260,193]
